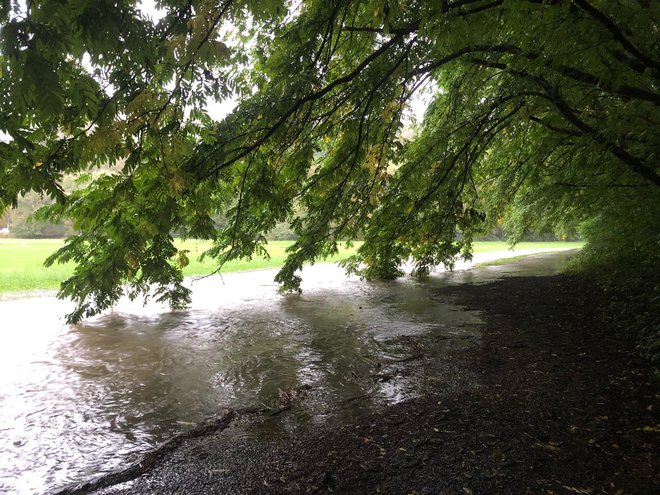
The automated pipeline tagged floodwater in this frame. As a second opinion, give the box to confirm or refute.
[0,250,573,494]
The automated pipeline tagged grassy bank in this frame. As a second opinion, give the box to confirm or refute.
[0,239,361,293]
[0,239,583,294]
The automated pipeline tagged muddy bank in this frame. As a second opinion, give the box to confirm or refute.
[62,269,658,494]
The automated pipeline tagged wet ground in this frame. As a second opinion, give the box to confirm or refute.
[58,255,659,495]
[1,249,570,494]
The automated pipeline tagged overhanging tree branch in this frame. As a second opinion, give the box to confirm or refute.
[572,0,660,72]
[204,32,406,177]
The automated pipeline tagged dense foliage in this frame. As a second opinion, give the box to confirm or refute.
[0,0,658,321]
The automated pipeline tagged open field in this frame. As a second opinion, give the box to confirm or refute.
[0,239,583,294]
[474,252,564,267]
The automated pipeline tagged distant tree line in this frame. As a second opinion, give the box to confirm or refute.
[6,194,575,242]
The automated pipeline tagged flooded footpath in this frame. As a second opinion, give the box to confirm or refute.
[0,249,579,494]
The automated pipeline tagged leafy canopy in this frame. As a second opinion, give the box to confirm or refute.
[1,0,658,322]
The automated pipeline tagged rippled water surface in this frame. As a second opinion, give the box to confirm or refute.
[0,251,572,494]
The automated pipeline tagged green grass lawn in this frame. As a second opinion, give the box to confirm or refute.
[0,238,583,294]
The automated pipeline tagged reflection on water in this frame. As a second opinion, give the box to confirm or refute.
[0,251,573,494]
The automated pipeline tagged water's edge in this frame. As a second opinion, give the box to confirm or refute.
[54,411,236,495]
